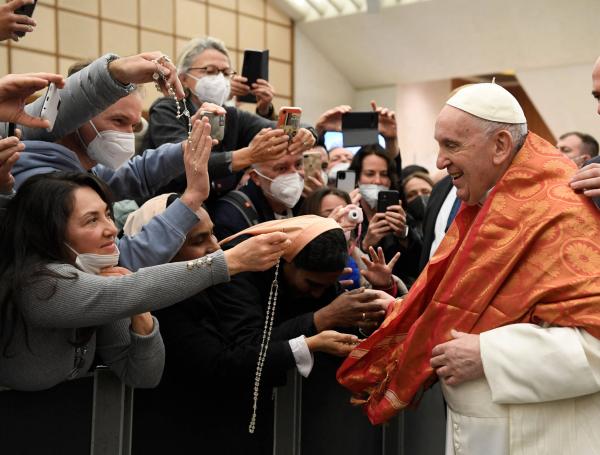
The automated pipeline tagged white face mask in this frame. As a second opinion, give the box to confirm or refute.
[359,184,389,209]
[78,121,135,170]
[66,243,120,275]
[188,72,231,106]
[255,170,304,209]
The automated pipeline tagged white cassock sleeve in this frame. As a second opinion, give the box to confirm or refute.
[480,323,600,404]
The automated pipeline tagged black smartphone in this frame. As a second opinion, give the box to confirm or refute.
[14,0,37,38]
[342,112,379,147]
[377,190,400,213]
[239,49,269,103]
[7,123,15,137]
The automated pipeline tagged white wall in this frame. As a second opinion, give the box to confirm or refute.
[354,86,396,111]
[293,27,355,125]
[395,80,452,174]
[518,64,600,141]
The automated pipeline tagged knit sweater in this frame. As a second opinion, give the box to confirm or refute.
[0,250,229,391]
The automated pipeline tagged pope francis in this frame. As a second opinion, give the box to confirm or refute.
[337,82,600,455]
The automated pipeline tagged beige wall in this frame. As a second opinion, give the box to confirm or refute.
[1,0,294,110]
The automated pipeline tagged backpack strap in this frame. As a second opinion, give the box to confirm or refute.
[220,190,260,227]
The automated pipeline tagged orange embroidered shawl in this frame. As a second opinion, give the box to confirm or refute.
[336,132,600,425]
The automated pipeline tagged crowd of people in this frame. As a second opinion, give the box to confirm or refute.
[1,0,600,453]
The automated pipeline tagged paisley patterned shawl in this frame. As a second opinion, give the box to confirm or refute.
[336,132,600,425]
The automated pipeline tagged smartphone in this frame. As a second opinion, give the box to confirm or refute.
[277,106,302,139]
[239,49,269,103]
[336,170,356,194]
[7,123,15,137]
[302,151,322,180]
[39,82,61,132]
[199,110,225,141]
[377,190,400,213]
[342,111,379,147]
[14,0,37,38]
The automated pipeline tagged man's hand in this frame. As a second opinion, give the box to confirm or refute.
[0,0,36,42]
[314,288,390,331]
[288,127,316,155]
[0,73,65,127]
[315,104,352,136]
[370,100,397,139]
[570,162,600,197]
[248,128,289,163]
[108,51,185,99]
[306,330,360,356]
[0,136,24,194]
[430,329,484,386]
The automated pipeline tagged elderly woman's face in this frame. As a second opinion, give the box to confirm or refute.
[434,106,498,205]
[65,187,118,256]
[182,48,231,90]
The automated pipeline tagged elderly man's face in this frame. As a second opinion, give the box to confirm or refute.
[434,106,499,205]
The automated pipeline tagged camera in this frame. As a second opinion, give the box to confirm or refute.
[346,207,363,224]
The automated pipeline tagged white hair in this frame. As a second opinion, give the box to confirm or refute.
[477,119,528,153]
[176,37,230,75]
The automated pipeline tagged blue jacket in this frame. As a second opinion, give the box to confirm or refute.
[12,140,199,271]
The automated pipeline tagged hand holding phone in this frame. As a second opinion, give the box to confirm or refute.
[11,0,37,39]
[39,82,61,132]
[302,151,322,181]
[377,190,400,213]
[277,106,302,139]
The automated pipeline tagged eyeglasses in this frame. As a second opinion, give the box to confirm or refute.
[188,65,237,78]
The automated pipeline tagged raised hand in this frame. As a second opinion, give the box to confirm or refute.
[315,104,352,136]
[288,127,316,155]
[0,0,37,42]
[108,51,185,99]
[370,100,397,139]
[0,73,65,128]
[361,246,400,289]
[180,118,214,211]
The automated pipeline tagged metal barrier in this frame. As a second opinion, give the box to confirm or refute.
[0,368,445,454]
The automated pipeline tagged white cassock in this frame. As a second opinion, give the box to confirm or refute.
[442,323,600,455]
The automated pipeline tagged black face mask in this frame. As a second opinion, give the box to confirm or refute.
[407,195,430,221]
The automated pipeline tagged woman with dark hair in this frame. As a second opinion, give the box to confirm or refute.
[0,171,290,392]
[348,144,424,286]
[300,187,406,295]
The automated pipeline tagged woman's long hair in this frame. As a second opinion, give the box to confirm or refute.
[0,172,113,354]
[299,187,352,216]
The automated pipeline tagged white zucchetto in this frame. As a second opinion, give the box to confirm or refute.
[446,82,526,124]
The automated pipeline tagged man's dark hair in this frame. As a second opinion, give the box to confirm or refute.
[293,229,347,272]
[559,131,599,158]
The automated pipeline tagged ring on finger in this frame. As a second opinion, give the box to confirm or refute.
[362,312,366,321]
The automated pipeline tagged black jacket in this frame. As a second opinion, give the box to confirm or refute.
[418,175,453,272]
[132,264,335,455]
